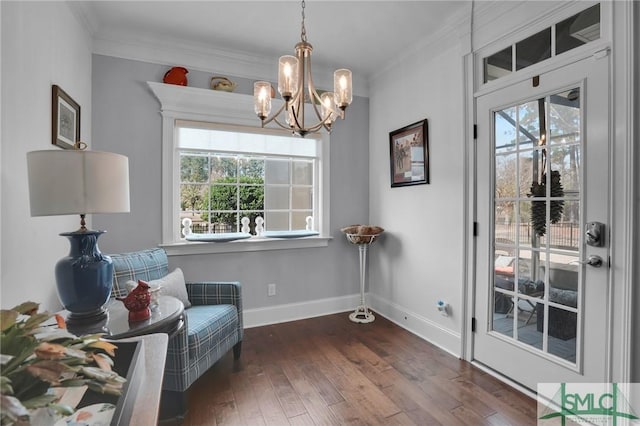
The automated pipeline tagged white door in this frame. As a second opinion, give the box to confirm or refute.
[473,54,610,391]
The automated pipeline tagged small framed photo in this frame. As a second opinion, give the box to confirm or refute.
[389,119,429,187]
[52,85,80,149]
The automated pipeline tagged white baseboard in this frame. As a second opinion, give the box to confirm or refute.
[242,293,462,359]
[243,294,361,328]
[368,293,462,358]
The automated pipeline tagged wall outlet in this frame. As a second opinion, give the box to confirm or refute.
[267,283,276,297]
[437,300,449,316]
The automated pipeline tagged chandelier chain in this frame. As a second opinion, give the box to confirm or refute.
[300,0,307,42]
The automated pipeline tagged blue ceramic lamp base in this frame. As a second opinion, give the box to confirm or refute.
[55,229,113,322]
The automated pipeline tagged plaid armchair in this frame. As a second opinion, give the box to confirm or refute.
[108,248,243,417]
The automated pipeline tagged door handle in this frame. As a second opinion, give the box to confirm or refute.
[579,255,603,268]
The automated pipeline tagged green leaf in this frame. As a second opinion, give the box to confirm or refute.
[8,371,49,401]
[0,394,29,422]
[0,310,18,332]
[86,380,123,396]
[20,393,58,409]
[23,312,53,331]
[26,360,74,385]
[10,302,40,315]
[57,379,88,388]
[0,354,13,366]
[48,402,75,416]
[0,337,38,375]
[0,376,14,395]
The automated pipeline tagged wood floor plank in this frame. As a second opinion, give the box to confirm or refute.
[287,413,315,426]
[486,411,522,426]
[212,400,242,426]
[451,376,536,423]
[328,399,376,425]
[339,342,462,425]
[263,363,307,418]
[491,386,538,419]
[229,370,267,426]
[280,362,344,425]
[451,405,492,425]
[376,373,461,425]
[423,373,497,418]
[250,371,290,425]
[384,411,418,425]
[298,361,345,406]
[311,334,402,420]
[183,312,536,425]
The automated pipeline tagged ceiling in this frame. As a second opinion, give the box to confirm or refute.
[74,1,470,80]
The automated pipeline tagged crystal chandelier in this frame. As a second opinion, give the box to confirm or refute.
[253,0,353,137]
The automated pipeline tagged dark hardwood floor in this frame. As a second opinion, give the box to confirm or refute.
[181,312,537,425]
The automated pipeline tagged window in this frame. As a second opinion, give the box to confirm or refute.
[482,4,601,84]
[177,121,318,236]
[148,82,330,254]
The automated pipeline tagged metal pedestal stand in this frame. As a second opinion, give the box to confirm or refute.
[346,234,379,323]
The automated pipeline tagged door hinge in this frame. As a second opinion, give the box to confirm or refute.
[473,124,477,140]
[471,317,477,332]
[473,222,478,237]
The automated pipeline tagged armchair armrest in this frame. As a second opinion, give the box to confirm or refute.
[185,281,243,340]
[186,281,241,306]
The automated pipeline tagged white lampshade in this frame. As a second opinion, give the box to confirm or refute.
[27,150,130,217]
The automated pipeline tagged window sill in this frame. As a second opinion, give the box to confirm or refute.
[160,236,332,256]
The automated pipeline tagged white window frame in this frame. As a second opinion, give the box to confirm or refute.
[474,1,610,94]
[148,81,331,255]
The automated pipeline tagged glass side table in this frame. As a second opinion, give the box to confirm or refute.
[63,295,185,339]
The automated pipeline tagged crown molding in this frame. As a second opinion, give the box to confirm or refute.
[470,0,591,52]
[91,29,369,97]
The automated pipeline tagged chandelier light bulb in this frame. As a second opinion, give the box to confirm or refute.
[253,81,272,120]
[334,69,352,109]
[278,55,298,101]
[321,92,337,125]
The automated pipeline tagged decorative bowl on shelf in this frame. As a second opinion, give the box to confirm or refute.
[210,76,236,92]
[163,66,188,86]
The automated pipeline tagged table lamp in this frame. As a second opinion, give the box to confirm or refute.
[27,148,130,321]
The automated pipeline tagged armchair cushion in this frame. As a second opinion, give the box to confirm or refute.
[111,248,169,298]
[186,305,238,362]
[148,268,191,308]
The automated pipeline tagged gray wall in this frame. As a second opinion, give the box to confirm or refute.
[91,54,370,311]
[1,1,93,312]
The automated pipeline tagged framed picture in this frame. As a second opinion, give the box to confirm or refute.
[52,85,80,149]
[389,119,429,187]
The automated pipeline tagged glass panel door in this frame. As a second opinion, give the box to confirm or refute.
[473,54,610,390]
[492,89,581,363]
